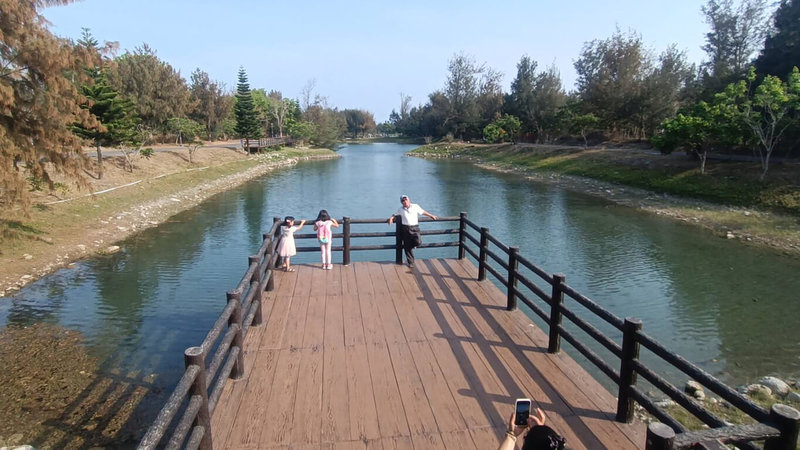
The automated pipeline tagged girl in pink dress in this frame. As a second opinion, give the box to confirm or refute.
[313,209,339,270]
[277,216,305,271]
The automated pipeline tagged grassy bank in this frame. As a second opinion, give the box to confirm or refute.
[412,143,800,215]
[411,142,800,255]
[0,145,337,295]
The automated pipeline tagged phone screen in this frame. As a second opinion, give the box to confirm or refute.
[514,399,531,425]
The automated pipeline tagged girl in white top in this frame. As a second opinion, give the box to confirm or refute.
[277,216,305,271]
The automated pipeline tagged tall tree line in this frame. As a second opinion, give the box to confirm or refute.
[388,0,799,170]
[0,0,374,208]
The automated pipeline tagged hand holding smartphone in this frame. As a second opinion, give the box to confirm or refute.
[514,398,531,426]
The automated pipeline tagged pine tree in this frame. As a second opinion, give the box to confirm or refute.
[73,67,139,179]
[755,0,800,79]
[234,67,261,148]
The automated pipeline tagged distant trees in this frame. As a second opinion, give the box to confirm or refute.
[234,67,261,144]
[505,55,537,134]
[653,66,799,179]
[167,117,205,162]
[298,80,347,148]
[343,109,377,138]
[574,30,692,139]
[483,114,521,143]
[444,53,483,139]
[720,67,800,179]
[74,67,139,179]
[189,69,231,140]
[73,29,138,180]
[108,44,191,131]
[755,0,800,80]
[700,0,771,92]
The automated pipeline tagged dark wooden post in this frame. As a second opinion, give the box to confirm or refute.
[507,246,519,310]
[547,273,565,353]
[616,317,643,423]
[343,217,351,266]
[478,227,489,281]
[226,291,245,379]
[645,423,675,450]
[458,212,467,260]
[272,216,282,268]
[395,215,403,265]
[764,404,800,450]
[248,255,263,326]
[184,346,213,450]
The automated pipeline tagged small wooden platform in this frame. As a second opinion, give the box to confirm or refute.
[210,259,646,449]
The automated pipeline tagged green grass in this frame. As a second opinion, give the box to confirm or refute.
[412,143,800,216]
[660,389,800,449]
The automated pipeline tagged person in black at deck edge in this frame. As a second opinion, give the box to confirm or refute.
[388,194,437,268]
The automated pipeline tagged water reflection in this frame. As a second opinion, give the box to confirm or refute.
[1,143,799,414]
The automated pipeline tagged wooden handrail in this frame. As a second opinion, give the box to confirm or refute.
[139,212,799,449]
[455,218,799,450]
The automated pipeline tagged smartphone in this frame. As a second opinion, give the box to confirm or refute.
[514,398,531,426]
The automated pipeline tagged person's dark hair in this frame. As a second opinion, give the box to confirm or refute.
[283,216,295,226]
[316,210,330,222]
[522,425,565,450]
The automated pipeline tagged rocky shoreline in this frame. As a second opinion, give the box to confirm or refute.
[412,151,800,258]
[634,375,800,430]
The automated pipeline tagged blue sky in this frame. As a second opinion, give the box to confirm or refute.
[44,0,713,122]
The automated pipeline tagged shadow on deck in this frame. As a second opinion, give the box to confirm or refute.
[210,259,646,449]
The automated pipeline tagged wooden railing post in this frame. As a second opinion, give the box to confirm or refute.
[265,217,281,292]
[645,423,675,450]
[184,346,213,450]
[478,227,489,281]
[548,273,565,353]
[507,246,519,310]
[395,215,403,265]
[343,216,351,266]
[764,404,800,450]
[248,255,262,326]
[272,216,282,268]
[458,212,467,260]
[226,291,245,379]
[616,317,643,423]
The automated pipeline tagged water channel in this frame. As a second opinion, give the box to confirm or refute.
[2,143,799,427]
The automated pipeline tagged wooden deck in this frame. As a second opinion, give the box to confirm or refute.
[210,259,646,449]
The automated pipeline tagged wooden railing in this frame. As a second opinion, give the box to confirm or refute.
[239,137,295,150]
[138,213,799,449]
[138,219,281,450]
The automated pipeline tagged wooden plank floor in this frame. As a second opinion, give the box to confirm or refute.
[210,259,646,449]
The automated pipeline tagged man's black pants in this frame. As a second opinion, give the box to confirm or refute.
[400,224,421,265]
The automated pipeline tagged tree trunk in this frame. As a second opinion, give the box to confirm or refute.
[699,150,707,175]
[96,142,104,180]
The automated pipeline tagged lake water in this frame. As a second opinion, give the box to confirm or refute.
[2,142,798,430]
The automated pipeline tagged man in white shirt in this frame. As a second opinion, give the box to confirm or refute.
[388,195,437,268]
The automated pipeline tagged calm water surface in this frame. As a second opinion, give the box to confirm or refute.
[2,143,799,418]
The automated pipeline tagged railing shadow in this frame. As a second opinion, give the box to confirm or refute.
[27,328,175,449]
[412,258,611,448]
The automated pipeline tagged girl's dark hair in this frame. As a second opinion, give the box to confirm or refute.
[316,210,330,222]
[283,216,295,226]
[522,426,565,450]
